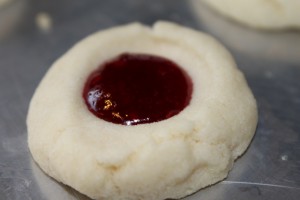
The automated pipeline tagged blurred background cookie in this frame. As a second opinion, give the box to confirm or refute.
[190,0,300,64]
[201,0,300,30]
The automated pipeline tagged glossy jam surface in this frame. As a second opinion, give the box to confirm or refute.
[83,53,192,125]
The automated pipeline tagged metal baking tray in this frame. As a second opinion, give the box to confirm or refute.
[1,0,299,199]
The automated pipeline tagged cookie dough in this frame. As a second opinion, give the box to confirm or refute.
[201,0,300,29]
[27,21,257,200]
[190,0,300,63]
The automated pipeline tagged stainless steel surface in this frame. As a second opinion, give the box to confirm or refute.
[1,0,300,199]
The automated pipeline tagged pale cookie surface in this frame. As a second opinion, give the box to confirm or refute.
[202,0,300,29]
[27,21,257,200]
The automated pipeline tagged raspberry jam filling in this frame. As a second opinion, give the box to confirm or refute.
[83,53,192,125]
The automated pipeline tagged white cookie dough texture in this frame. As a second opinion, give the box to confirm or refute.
[27,21,257,200]
[202,0,300,29]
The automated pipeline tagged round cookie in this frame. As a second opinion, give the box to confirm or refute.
[190,0,300,64]
[201,0,300,29]
[27,21,257,200]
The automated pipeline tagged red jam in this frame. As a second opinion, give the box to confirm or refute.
[83,53,192,125]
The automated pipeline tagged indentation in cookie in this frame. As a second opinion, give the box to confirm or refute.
[83,53,193,125]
